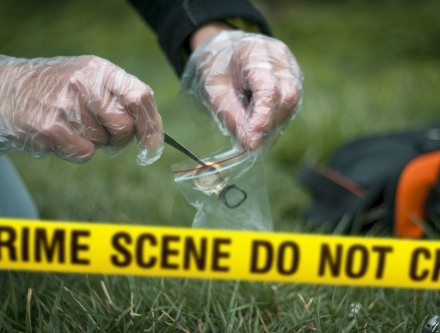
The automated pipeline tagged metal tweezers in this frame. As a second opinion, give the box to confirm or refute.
[164,132,208,167]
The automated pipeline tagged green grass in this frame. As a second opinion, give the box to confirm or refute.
[1,273,439,332]
[1,0,440,331]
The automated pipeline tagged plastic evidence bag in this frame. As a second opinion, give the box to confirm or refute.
[173,147,273,230]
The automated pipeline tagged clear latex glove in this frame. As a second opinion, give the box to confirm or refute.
[181,30,304,153]
[0,55,163,165]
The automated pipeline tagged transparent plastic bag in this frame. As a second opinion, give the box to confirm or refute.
[172,147,273,230]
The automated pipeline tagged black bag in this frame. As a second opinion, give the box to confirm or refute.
[298,126,440,238]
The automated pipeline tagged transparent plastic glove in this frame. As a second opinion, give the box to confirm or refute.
[0,55,163,165]
[181,31,304,154]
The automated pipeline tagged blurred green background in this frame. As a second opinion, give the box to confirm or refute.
[1,0,439,229]
[1,2,440,331]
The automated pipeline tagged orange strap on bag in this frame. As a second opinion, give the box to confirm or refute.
[395,151,440,238]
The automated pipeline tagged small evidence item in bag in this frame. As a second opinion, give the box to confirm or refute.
[173,146,273,231]
[164,133,247,209]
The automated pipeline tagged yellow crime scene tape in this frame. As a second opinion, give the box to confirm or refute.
[1,218,440,289]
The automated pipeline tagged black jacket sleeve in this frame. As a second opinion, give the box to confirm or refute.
[127,0,271,77]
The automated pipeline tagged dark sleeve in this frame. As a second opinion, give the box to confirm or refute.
[127,0,272,77]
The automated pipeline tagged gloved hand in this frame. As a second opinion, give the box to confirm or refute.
[181,30,304,153]
[0,55,163,165]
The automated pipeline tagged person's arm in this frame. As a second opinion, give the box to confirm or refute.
[127,0,271,76]
[189,21,232,51]
[129,0,303,152]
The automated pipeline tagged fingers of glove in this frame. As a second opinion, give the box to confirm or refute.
[66,72,111,146]
[69,57,162,164]
[68,106,110,147]
[239,41,302,149]
[102,68,164,165]
[36,122,95,163]
[68,62,136,151]
[128,90,162,148]
[274,76,300,126]
[240,65,281,150]
[204,75,247,146]
[96,94,135,156]
[270,46,302,125]
[126,89,164,166]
